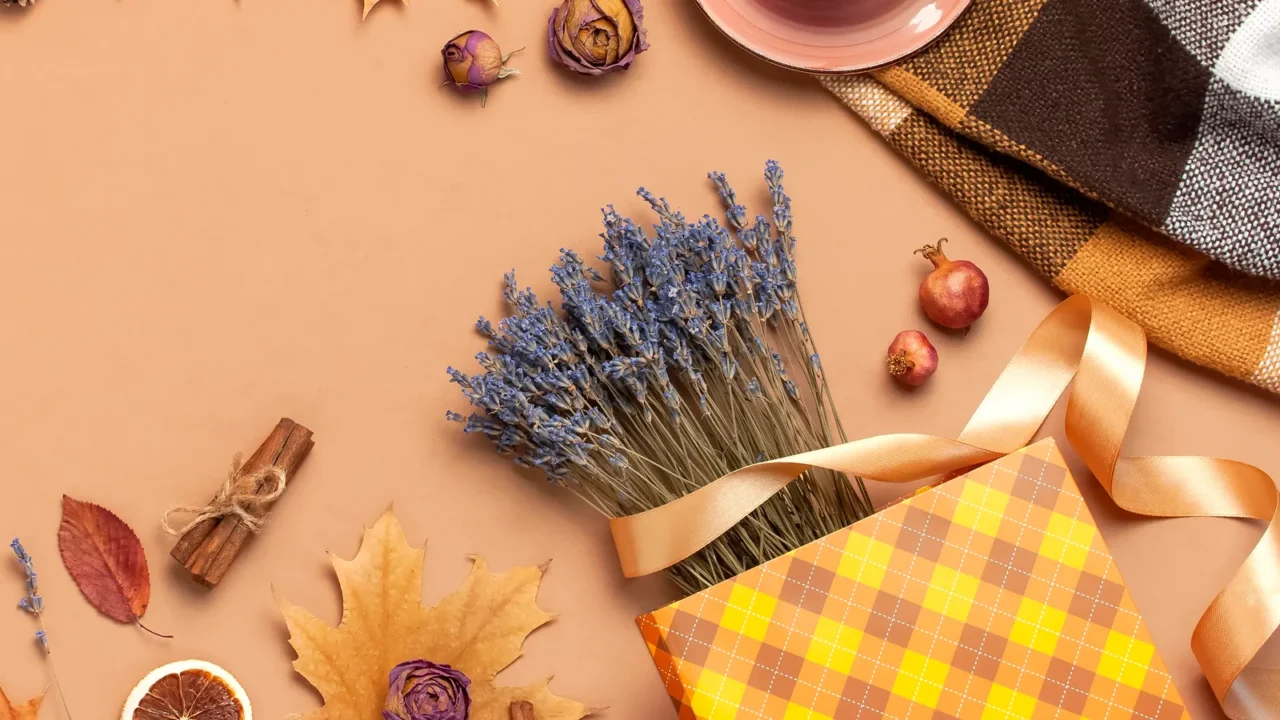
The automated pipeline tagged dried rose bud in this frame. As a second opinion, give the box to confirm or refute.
[383,659,471,720]
[547,0,648,76]
[441,31,521,107]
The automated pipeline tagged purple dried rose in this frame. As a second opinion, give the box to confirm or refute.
[547,0,648,75]
[442,30,521,107]
[383,660,472,720]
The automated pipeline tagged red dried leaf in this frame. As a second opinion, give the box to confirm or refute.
[57,495,151,624]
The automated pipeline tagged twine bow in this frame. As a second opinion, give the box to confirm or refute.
[162,454,288,536]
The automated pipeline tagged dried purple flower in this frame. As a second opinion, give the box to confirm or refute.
[442,31,521,107]
[547,0,648,75]
[12,538,75,719]
[383,660,471,720]
[446,162,876,595]
[11,539,47,649]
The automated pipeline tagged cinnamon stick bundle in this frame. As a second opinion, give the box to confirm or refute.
[171,418,314,587]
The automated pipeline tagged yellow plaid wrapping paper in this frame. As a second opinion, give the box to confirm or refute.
[638,439,1190,719]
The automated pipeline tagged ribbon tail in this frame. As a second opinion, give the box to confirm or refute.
[611,435,1000,578]
[610,294,1280,719]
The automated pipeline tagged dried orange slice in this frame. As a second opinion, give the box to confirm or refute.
[121,659,251,720]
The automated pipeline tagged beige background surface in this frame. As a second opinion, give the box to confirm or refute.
[0,1,1276,718]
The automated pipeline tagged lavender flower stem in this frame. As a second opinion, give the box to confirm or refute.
[448,162,874,593]
[12,540,75,720]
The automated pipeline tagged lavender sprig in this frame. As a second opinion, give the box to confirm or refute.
[12,539,74,719]
[448,162,873,593]
[12,539,48,650]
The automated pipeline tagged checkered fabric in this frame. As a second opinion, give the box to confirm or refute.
[820,0,1280,395]
[638,439,1189,719]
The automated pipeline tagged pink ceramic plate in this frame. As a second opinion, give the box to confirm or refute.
[696,0,970,74]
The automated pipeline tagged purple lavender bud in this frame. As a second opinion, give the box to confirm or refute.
[441,31,521,107]
[382,660,471,720]
[547,0,648,76]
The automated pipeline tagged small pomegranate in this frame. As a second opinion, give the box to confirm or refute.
[887,330,937,387]
[916,238,989,329]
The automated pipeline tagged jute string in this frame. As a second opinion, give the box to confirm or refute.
[162,453,288,536]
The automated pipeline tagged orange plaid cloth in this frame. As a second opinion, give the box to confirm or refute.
[638,439,1188,719]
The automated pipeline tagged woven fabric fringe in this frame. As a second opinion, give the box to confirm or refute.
[820,0,1280,393]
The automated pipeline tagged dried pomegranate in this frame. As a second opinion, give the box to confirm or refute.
[916,238,989,329]
[887,330,938,387]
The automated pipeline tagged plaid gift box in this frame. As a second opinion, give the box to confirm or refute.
[638,439,1190,719]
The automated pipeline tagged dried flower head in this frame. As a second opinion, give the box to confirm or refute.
[441,31,521,108]
[447,162,872,593]
[547,0,648,75]
[383,660,471,720]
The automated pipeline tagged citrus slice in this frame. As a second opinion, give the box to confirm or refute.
[121,659,251,720]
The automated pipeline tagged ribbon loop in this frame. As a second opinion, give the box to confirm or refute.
[609,295,1278,719]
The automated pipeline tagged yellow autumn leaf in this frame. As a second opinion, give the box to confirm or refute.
[361,0,406,20]
[0,684,43,720]
[277,508,592,720]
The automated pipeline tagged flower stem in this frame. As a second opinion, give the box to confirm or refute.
[38,618,74,720]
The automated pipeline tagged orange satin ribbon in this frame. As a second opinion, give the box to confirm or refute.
[610,295,1280,719]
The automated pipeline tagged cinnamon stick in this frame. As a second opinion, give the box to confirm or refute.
[170,420,295,565]
[173,418,314,587]
[509,701,536,720]
[182,420,306,576]
[193,426,313,587]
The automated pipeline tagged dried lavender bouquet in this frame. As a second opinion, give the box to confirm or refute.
[447,161,873,594]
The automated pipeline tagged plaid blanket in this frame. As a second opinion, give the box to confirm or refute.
[821,0,1280,394]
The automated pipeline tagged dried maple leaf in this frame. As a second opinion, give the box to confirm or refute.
[361,0,405,20]
[57,496,156,629]
[0,684,43,720]
[277,508,591,720]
